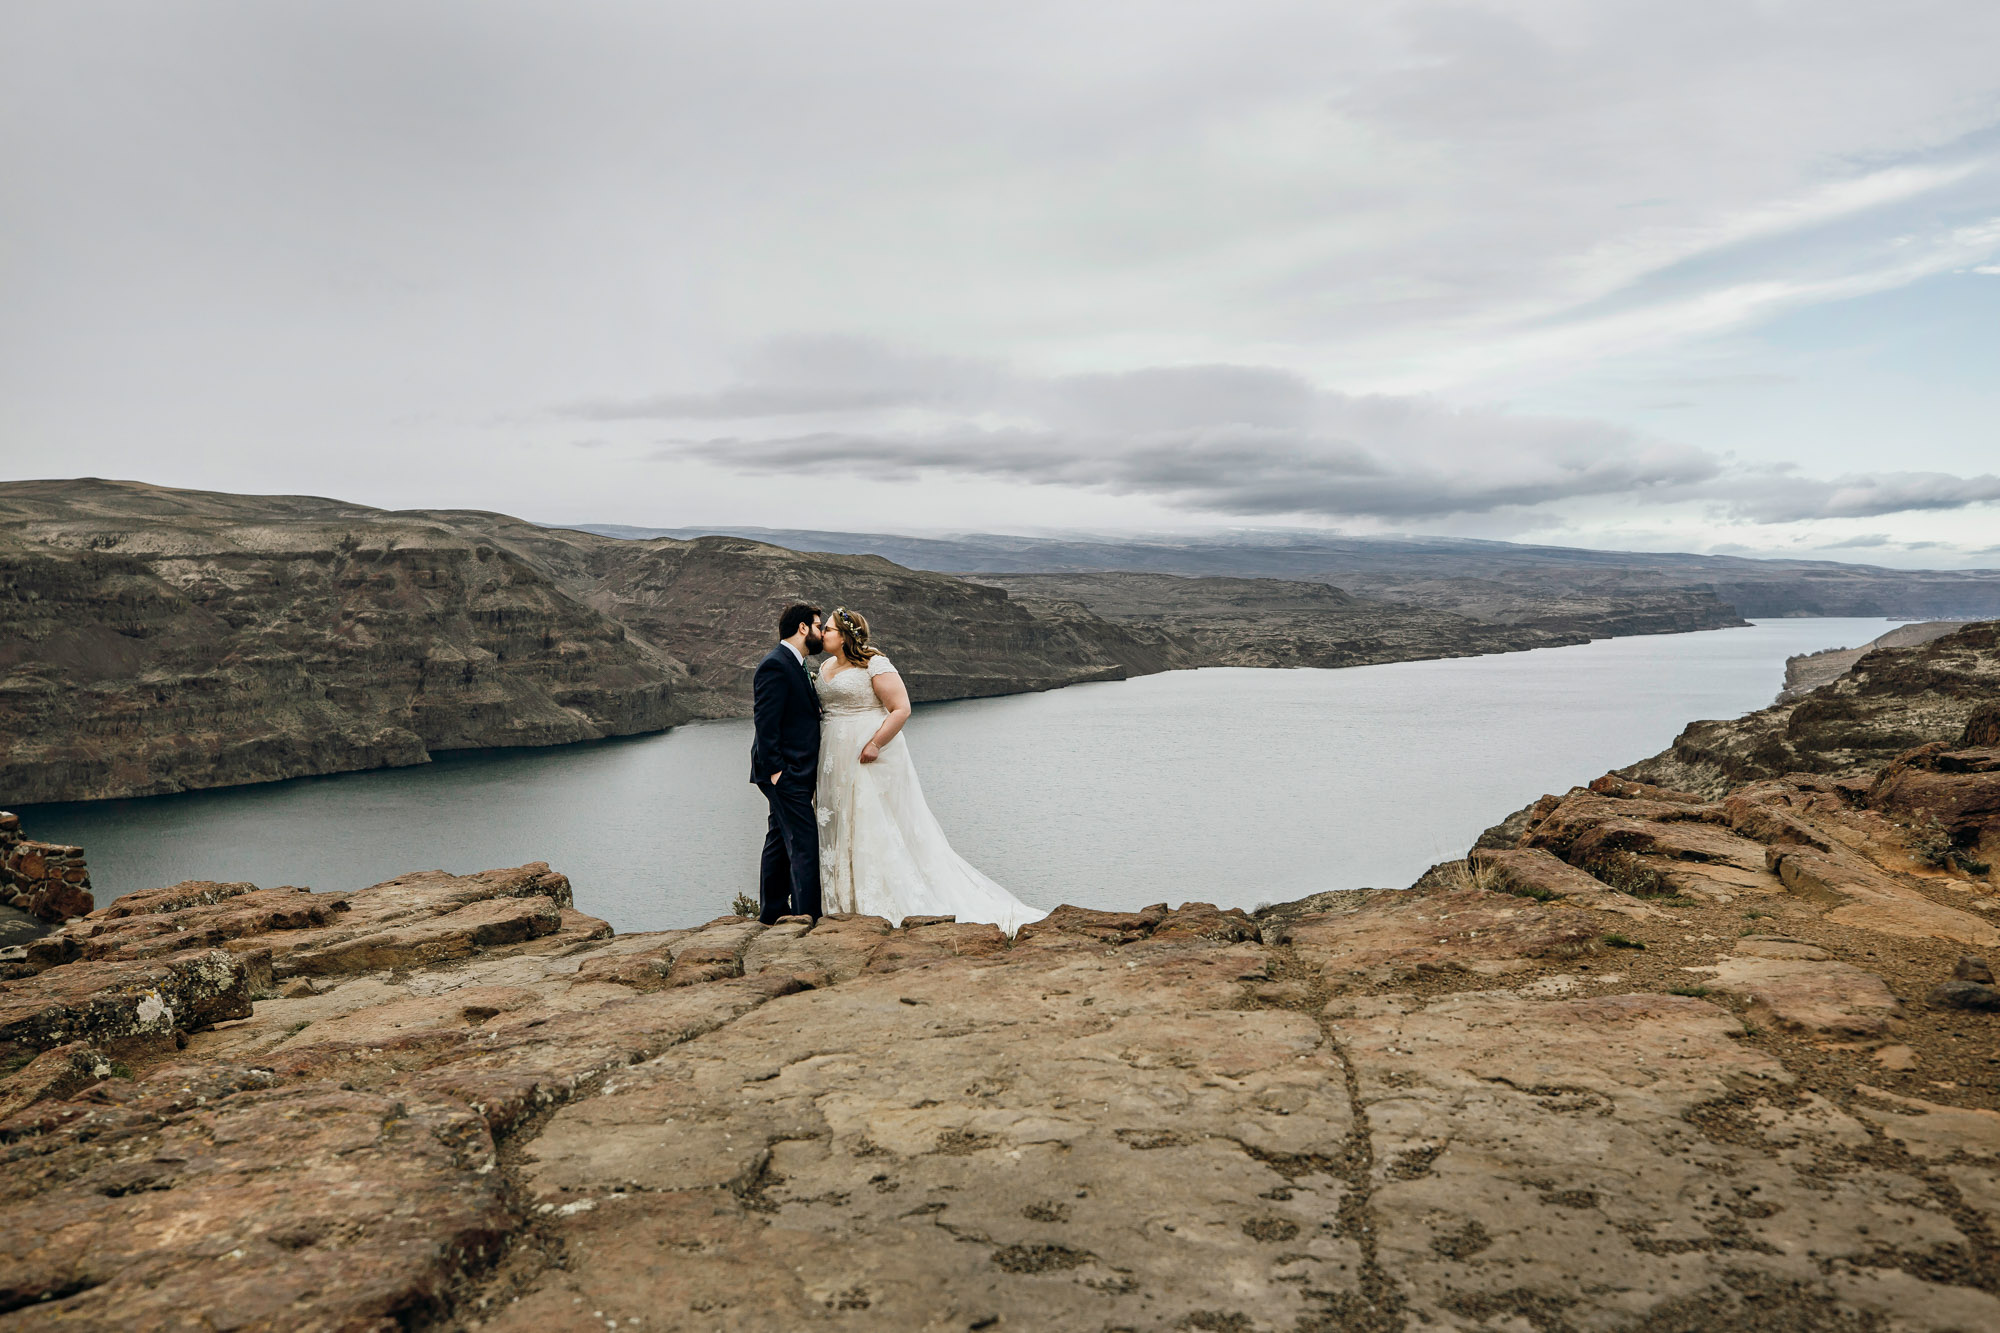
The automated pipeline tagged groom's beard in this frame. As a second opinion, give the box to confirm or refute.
[804,633,825,654]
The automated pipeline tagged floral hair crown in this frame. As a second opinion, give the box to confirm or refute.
[831,607,876,654]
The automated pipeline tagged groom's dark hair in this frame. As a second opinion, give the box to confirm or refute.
[778,602,823,639]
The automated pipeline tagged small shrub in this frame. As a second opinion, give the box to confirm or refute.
[1431,859,1504,894]
[731,892,758,918]
[1668,985,1711,998]
[1743,908,1774,920]
[1603,933,1646,950]
[107,1061,135,1080]
[1909,818,1955,869]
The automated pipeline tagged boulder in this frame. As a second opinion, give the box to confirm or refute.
[1867,750,2000,841]
[276,894,564,978]
[1586,774,1706,803]
[904,920,1008,957]
[1468,847,1663,918]
[1151,902,1260,942]
[1767,846,2000,947]
[0,949,250,1061]
[1014,903,1168,946]
[96,879,257,919]
[1927,980,2000,1011]
[0,1042,111,1120]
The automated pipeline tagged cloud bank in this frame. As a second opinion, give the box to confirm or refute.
[604,339,1997,526]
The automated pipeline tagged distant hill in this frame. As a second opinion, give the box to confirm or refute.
[584,524,2000,628]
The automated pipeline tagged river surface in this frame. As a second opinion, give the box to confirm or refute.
[18,619,1895,931]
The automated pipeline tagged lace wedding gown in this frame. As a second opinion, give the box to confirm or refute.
[814,655,1045,934]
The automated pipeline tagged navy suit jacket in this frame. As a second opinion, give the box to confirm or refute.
[749,644,820,785]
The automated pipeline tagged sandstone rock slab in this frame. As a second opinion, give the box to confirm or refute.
[502,940,1358,1332]
[0,949,249,1061]
[0,1075,510,1329]
[1284,887,1598,984]
[1695,955,1904,1036]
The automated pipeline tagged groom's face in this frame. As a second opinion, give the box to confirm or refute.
[803,617,825,654]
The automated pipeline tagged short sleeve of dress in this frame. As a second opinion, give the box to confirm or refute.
[866,654,897,678]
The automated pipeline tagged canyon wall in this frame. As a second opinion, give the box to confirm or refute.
[0,481,1154,803]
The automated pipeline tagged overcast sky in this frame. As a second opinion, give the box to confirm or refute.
[4,2,1998,564]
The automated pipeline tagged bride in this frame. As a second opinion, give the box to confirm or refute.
[813,607,1046,934]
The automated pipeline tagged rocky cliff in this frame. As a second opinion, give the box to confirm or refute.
[3,700,1998,1329]
[5,478,1778,807]
[1780,620,1976,702]
[0,481,1161,803]
[971,571,1597,669]
[634,525,2000,629]
[1623,620,2000,798]
[0,482,691,805]
[402,509,1170,716]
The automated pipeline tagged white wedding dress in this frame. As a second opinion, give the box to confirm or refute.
[814,655,1045,934]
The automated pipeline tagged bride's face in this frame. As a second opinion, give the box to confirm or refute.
[819,621,844,654]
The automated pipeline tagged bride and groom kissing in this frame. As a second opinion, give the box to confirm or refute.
[750,603,1045,934]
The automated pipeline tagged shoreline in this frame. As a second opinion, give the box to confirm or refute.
[22,619,1894,928]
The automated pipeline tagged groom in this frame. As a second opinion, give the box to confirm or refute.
[750,602,824,924]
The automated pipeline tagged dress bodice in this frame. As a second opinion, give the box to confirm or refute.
[817,655,896,717]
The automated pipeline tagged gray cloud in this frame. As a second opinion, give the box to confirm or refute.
[633,337,2000,525]
[1726,471,2000,522]
[638,343,1724,519]
[671,423,1717,520]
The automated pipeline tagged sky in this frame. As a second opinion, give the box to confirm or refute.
[3,1,1998,566]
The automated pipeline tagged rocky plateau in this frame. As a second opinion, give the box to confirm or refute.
[3,624,1999,1329]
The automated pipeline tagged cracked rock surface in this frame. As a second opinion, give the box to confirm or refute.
[3,688,2000,1327]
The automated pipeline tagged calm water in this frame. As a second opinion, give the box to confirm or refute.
[18,619,1893,931]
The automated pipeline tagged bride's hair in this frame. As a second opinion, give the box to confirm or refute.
[828,607,882,668]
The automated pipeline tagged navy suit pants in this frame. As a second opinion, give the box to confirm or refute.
[758,777,822,924]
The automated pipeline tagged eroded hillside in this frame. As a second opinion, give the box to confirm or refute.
[0,481,1152,802]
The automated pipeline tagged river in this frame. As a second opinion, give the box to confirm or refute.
[16,618,1896,931]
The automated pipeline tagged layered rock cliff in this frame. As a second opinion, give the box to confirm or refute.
[403,509,1170,715]
[1624,620,2000,797]
[3,699,1998,1328]
[971,571,1593,669]
[0,481,1158,803]
[1780,620,1976,702]
[0,483,690,804]
[5,478,1777,807]
[635,524,2000,629]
